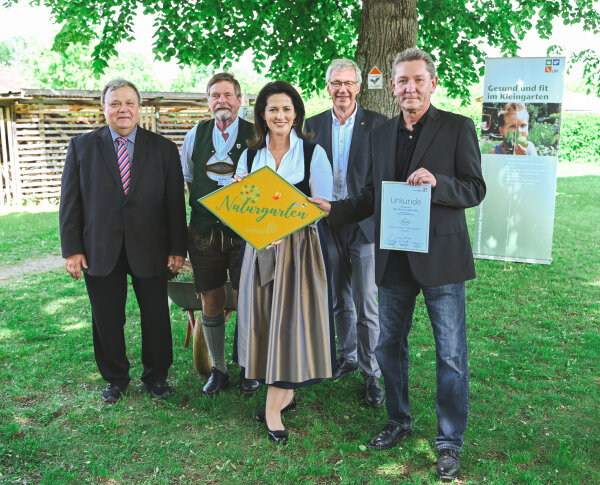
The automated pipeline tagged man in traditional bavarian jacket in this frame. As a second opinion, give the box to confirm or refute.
[180,72,259,396]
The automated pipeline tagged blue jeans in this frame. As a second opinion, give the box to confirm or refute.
[377,258,469,451]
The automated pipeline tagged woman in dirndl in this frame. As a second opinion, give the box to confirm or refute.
[234,81,334,445]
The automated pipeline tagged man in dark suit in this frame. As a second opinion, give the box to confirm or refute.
[304,59,387,407]
[60,79,187,403]
[310,48,486,479]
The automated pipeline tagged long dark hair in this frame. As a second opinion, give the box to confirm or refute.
[247,81,312,150]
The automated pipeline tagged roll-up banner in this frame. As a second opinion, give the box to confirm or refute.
[474,57,566,264]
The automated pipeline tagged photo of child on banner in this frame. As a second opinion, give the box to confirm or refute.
[480,102,562,157]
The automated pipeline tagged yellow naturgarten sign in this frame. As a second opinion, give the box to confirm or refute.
[199,166,326,250]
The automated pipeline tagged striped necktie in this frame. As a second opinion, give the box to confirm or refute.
[116,137,131,194]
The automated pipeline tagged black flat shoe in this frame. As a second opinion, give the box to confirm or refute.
[255,397,297,422]
[266,425,288,445]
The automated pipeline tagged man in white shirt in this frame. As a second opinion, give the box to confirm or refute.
[304,59,388,407]
[180,73,258,397]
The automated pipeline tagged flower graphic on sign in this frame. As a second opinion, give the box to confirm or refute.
[273,191,281,200]
[240,184,260,202]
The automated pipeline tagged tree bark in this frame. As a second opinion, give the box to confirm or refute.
[355,0,417,118]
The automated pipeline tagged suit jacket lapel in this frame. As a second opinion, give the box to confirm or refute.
[128,126,148,196]
[409,104,441,173]
[99,126,123,188]
[348,105,366,172]
[380,116,400,182]
[320,111,333,165]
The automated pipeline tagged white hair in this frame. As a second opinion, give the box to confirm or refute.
[326,58,362,84]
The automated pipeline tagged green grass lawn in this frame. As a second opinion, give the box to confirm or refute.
[1,176,598,484]
[0,209,60,266]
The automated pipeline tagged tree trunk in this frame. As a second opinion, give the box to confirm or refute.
[355,0,417,118]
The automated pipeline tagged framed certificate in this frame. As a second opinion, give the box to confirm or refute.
[380,182,431,252]
[199,166,327,251]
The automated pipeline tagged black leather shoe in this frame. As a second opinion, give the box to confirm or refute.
[240,377,260,396]
[365,375,385,407]
[102,383,126,403]
[367,424,413,450]
[142,380,173,399]
[203,368,230,396]
[436,448,461,480]
[266,423,288,445]
[331,357,358,380]
[255,397,297,422]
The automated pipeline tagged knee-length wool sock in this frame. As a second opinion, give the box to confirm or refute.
[201,312,227,373]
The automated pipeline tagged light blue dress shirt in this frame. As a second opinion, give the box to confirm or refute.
[331,105,357,201]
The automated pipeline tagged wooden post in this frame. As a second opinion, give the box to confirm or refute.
[0,107,10,204]
[6,105,21,204]
[140,105,148,130]
[37,105,46,204]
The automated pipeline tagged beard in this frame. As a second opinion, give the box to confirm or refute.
[214,105,233,121]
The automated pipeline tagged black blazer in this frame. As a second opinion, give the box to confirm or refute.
[328,105,486,287]
[304,105,387,243]
[60,125,187,278]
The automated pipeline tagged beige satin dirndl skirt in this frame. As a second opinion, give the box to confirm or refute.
[236,224,332,385]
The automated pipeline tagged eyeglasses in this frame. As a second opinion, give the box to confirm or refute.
[329,81,359,88]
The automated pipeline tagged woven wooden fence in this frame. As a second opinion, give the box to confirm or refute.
[0,90,254,205]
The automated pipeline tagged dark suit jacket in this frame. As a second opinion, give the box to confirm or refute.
[328,105,486,287]
[304,105,388,243]
[60,125,187,278]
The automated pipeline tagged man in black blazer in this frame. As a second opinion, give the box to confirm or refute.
[310,48,486,479]
[60,79,187,403]
[304,59,387,407]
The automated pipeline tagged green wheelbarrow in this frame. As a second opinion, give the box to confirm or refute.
[167,280,235,374]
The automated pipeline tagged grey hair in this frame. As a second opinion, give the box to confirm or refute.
[326,58,362,84]
[206,72,242,98]
[391,48,437,80]
[101,79,142,106]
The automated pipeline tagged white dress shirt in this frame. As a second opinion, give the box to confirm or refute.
[180,117,240,183]
[236,130,333,200]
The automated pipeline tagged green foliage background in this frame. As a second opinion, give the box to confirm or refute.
[2,36,599,164]
[559,114,600,162]
[6,0,600,102]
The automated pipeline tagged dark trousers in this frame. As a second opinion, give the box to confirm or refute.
[84,245,173,387]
